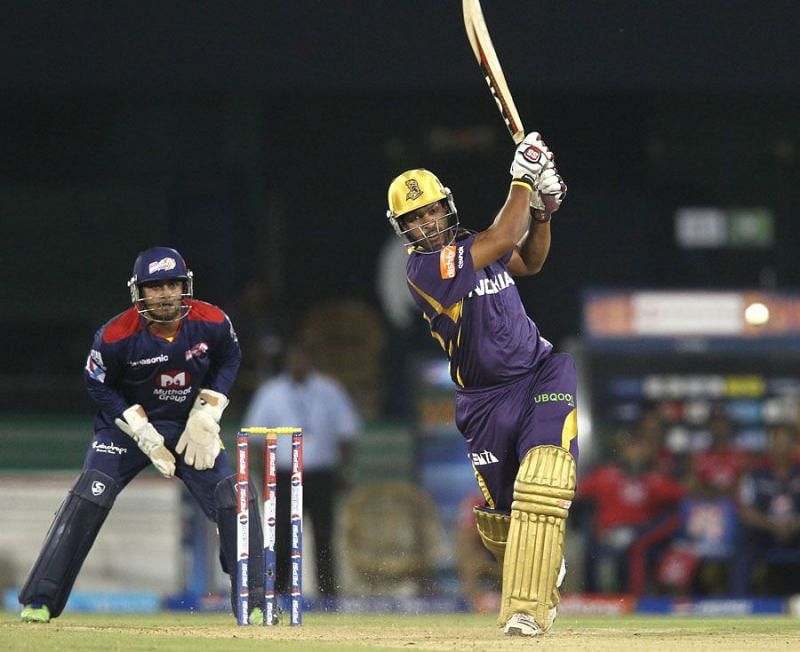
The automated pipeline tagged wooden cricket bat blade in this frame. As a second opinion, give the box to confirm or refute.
[462,0,525,144]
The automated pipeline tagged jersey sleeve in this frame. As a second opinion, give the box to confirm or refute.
[406,236,480,307]
[201,311,242,396]
[652,474,686,505]
[83,328,130,419]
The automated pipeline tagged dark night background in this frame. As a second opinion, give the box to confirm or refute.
[1,1,798,416]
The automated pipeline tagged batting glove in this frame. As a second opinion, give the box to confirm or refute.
[510,132,553,190]
[537,163,567,214]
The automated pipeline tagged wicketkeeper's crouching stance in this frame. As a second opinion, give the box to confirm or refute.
[385,132,577,636]
[18,247,265,624]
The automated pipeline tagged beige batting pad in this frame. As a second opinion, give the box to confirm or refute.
[499,445,576,627]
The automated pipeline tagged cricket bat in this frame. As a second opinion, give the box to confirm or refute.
[462,0,525,145]
[463,0,559,212]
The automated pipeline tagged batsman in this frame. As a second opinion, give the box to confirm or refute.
[386,133,577,637]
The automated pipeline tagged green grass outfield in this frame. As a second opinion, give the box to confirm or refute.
[2,611,800,651]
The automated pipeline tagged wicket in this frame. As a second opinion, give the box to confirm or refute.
[235,426,303,626]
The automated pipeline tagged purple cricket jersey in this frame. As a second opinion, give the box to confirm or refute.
[406,232,553,388]
[406,231,578,511]
[84,299,241,440]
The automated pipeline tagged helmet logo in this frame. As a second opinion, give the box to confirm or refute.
[148,257,177,274]
[405,179,423,201]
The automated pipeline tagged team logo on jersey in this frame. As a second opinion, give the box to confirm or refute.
[471,450,499,466]
[153,371,192,402]
[405,178,423,200]
[157,371,190,387]
[85,354,106,383]
[148,257,177,274]
[92,441,128,456]
[468,271,515,297]
[440,245,457,279]
[534,392,575,407]
[185,342,209,361]
[129,354,169,367]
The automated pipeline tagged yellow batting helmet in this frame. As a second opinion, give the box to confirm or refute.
[386,169,459,252]
[387,169,449,219]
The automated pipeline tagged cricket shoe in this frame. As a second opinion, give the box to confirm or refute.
[248,606,264,625]
[269,604,283,626]
[504,610,556,637]
[20,604,51,623]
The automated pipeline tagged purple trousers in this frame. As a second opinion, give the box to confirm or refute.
[455,352,579,512]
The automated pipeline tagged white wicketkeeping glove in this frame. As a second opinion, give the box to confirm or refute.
[175,390,228,471]
[115,405,176,478]
[510,132,553,189]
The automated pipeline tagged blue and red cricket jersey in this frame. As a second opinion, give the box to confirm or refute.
[84,299,241,440]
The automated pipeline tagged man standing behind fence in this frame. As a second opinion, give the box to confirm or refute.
[242,336,361,600]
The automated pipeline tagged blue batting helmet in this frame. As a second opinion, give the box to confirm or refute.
[128,246,193,320]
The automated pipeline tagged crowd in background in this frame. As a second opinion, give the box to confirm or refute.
[455,403,800,609]
[573,405,800,598]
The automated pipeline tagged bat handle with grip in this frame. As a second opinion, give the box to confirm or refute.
[542,195,560,214]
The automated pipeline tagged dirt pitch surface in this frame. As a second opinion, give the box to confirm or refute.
[3,612,800,651]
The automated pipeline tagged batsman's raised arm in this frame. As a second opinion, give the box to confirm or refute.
[507,153,567,276]
[472,132,567,273]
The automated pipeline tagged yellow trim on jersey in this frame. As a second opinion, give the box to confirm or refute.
[474,468,496,510]
[408,279,463,323]
[422,313,447,352]
[409,278,466,383]
[561,408,578,450]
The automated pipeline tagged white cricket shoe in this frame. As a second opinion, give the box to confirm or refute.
[504,613,545,637]
[504,607,558,637]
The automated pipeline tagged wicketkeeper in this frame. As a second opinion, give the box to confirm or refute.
[19,246,265,624]
[385,133,578,637]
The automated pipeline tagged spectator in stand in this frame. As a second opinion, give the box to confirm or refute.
[635,408,678,477]
[576,430,685,593]
[652,408,745,597]
[686,408,747,498]
[732,423,800,596]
